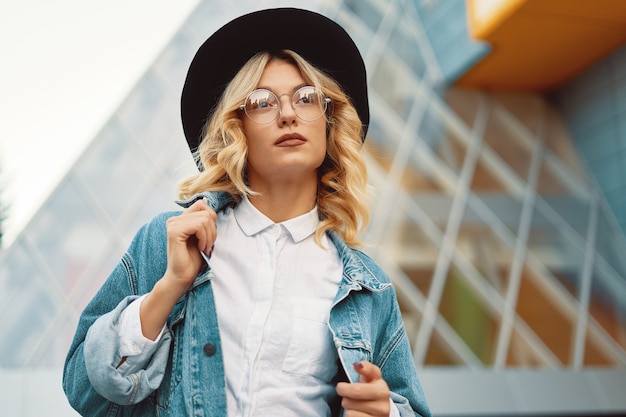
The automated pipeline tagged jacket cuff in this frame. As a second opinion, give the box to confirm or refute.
[84,295,172,405]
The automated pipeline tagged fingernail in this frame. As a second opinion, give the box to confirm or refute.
[353,361,364,370]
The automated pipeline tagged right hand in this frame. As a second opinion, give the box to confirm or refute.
[139,199,217,341]
[163,199,217,294]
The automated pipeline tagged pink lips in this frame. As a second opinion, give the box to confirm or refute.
[275,133,306,147]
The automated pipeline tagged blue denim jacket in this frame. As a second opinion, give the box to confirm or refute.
[63,192,431,417]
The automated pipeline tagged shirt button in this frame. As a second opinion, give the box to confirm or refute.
[203,343,217,356]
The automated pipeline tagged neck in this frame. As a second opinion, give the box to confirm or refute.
[248,175,318,223]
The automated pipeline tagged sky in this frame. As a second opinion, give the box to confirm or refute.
[0,0,200,246]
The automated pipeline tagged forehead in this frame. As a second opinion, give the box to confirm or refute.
[256,59,307,90]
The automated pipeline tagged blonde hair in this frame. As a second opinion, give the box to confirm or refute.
[178,50,370,246]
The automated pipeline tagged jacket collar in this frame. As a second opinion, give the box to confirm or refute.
[178,192,389,291]
[176,191,237,212]
[328,232,390,292]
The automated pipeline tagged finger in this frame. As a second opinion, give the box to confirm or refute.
[341,397,390,417]
[336,379,388,401]
[184,199,206,213]
[354,361,382,383]
[196,213,217,254]
[343,410,372,417]
[179,204,217,250]
[184,199,217,222]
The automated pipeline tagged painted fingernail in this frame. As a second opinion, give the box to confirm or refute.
[353,361,364,370]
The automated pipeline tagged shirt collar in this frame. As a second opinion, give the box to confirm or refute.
[234,197,319,243]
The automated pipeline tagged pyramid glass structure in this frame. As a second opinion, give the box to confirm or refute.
[1,0,625,415]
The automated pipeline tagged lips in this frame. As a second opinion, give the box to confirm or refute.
[275,133,306,146]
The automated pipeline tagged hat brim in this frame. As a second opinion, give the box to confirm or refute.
[180,7,369,153]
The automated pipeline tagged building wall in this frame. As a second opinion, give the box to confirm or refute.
[413,0,490,85]
[554,44,626,237]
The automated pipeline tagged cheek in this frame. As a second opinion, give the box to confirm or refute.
[315,134,328,167]
[245,139,264,167]
[317,124,329,154]
[242,125,265,156]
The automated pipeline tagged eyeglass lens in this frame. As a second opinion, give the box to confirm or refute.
[243,86,327,124]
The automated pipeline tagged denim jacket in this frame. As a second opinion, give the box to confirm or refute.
[63,192,431,417]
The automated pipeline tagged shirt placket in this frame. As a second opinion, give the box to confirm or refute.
[239,224,282,417]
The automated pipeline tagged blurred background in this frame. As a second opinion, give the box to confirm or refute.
[1,0,625,415]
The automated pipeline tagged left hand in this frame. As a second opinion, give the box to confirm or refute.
[336,361,391,417]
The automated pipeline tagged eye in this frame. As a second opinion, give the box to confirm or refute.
[246,89,278,111]
[256,99,273,109]
[294,87,319,106]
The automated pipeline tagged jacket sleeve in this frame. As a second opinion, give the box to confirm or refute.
[379,299,432,417]
[384,327,431,417]
[363,258,431,417]
[62,257,138,415]
[62,213,175,415]
[83,295,172,405]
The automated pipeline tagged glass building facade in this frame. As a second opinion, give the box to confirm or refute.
[1,0,625,415]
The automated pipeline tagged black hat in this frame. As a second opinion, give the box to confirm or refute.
[181,7,369,153]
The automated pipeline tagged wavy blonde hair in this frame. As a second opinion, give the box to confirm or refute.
[178,50,370,246]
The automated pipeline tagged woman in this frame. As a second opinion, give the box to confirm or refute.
[63,8,431,417]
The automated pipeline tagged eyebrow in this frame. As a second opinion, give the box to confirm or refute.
[255,82,308,95]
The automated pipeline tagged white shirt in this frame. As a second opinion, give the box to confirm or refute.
[118,198,344,416]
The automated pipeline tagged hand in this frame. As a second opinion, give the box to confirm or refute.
[336,361,391,417]
[163,199,217,293]
[139,199,217,341]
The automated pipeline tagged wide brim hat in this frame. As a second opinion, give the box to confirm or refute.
[181,7,369,154]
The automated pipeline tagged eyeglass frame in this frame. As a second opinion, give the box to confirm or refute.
[239,85,332,124]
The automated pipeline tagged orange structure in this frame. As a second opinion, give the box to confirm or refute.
[458,0,626,91]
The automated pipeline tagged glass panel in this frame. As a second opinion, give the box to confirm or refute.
[424,328,464,366]
[186,3,232,40]
[131,94,180,156]
[75,120,152,221]
[335,8,374,60]
[42,316,81,367]
[536,186,590,242]
[400,307,422,354]
[27,174,111,291]
[439,267,499,365]
[396,220,438,299]
[153,29,197,89]
[122,179,182,244]
[0,240,57,367]
[543,109,589,177]
[344,0,383,32]
[418,101,469,176]
[444,88,482,127]
[492,93,543,134]
[595,204,626,278]
[370,58,421,121]
[583,331,615,366]
[117,72,179,154]
[528,199,587,294]
[457,205,515,298]
[516,266,574,365]
[388,12,427,78]
[589,261,626,354]
[507,328,545,366]
[483,111,532,181]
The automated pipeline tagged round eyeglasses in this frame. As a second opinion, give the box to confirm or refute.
[240,86,331,124]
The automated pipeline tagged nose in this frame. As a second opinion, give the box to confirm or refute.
[276,93,297,125]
